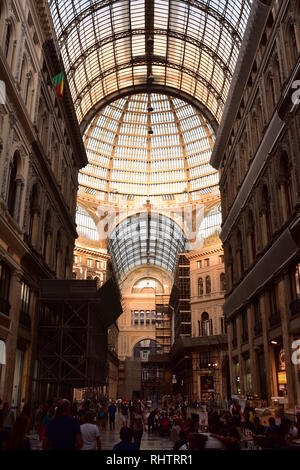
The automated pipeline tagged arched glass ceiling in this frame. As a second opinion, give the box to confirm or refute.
[49,0,252,126]
[76,205,99,240]
[78,93,218,206]
[108,212,187,279]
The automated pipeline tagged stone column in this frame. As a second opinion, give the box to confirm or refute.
[24,292,38,403]
[227,321,235,395]
[14,23,26,83]
[32,73,41,127]
[278,274,296,409]
[260,292,275,403]
[3,270,22,403]
[247,304,260,396]
[192,351,199,400]
[1,113,16,200]
[236,313,245,395]
[13,178,24,224]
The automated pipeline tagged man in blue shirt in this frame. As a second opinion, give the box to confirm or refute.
[43,399,83,450]
[108,401,117,431]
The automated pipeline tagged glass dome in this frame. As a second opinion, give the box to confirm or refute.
[78,93,218,206]
[49,0,252,125]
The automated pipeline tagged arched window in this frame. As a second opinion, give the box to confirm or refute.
[43,210,52,264]
[205,276,211,294]
[24,73,31,107]
[247,210,256,264]
[201,312,212,336]
[29,184,39,246]
[7,152,18,217]
[260,185,272,246]
[198,277,203,297]
[287,23,298,71]
[252,112,259,154]
[227,244,234,290]
[266,58,281,119]
[55,230,62,278]
[64,247,70,279]
[51,142,59,176]
[236,229,244,278]
[220,272,226,291]
[4,21,11,58]
[266,73,276,118]
[273,56,281,99]
[19,57,26,86]
[239,143,246,180]
[39,113,48,149]
[278,152,292,221]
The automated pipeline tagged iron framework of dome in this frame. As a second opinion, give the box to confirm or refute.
[49,0,252,128]
[77,93,218,206]
[108,211,187,279]
[49,0,253,280]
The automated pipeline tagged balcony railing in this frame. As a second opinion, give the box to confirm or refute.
[232,338,237,348]
[269,310,281,327]
[0,298,10,316]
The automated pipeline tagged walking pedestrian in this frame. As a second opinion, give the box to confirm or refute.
[43,399,82,450]
[121,402,129,427]
[108,401,117,431]
[132,403,144,450]
[80,412,101,450]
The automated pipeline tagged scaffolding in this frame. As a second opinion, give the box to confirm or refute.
[36,279,122,401]
[155,293,171,354]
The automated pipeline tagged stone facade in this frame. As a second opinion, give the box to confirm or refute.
[72,242,109,287]
[170,236,228,403]
[211,0,300,411]
[117,266,172,360]
[0,0,86,408]
[188,235,226,338]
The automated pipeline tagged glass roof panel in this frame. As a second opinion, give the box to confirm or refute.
[108,212,187,279]
[49,0,252,125]
[79,93,218,206]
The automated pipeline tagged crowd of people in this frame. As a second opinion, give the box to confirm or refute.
[0,396,299,450]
